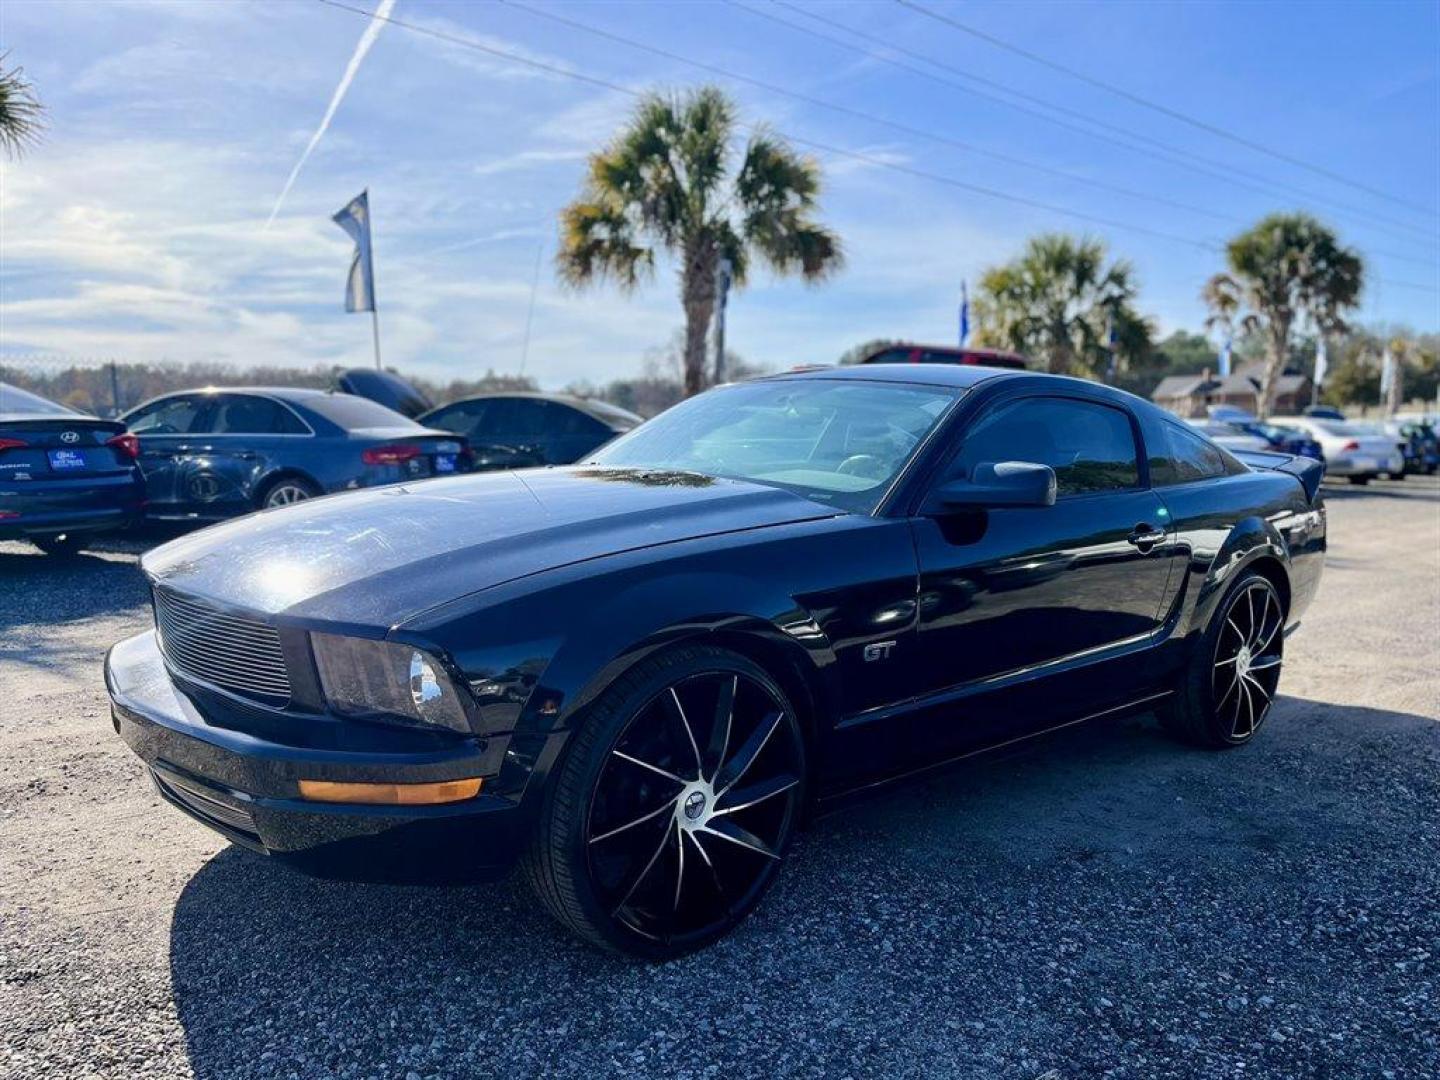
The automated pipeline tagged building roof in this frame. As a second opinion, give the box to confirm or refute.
[1152,374,1217,400]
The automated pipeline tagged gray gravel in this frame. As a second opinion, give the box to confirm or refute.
[2,480,1437,1079]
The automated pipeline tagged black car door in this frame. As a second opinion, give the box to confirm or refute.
[904,392,1174,755]
[125,394,207,514]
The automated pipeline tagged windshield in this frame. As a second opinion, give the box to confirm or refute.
[589,378,959,512]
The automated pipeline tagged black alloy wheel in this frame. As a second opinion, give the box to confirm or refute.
[1160,572,1285,748]
[1210,578,1284,741]
[524,646,806,959]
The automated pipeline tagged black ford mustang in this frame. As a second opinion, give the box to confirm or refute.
[106,366,1325,958]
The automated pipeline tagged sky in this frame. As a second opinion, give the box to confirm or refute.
[1,0,1437,390]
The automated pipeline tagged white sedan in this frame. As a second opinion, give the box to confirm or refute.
[1271,416,1403,483]
[1186,419,1270,453]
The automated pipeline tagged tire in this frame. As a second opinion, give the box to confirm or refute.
[1347,475,1371,485]
[31,532,86,557]
[1159,571,1285,749]
[259,476,320,509]
[522,645,807,959]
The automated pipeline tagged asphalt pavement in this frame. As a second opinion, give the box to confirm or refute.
[1,477,1437,1079]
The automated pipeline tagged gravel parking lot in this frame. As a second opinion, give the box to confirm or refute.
[2,477,1437,1080]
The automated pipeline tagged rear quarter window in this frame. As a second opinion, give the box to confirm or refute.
[1152,423,1246,485]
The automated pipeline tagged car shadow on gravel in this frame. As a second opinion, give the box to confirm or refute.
[166,698,1439,1080]
[0,548,151,631]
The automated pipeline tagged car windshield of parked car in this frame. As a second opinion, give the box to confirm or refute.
[589,379,959,511]
[304,393,423,431]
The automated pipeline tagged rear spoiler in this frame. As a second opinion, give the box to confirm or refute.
[1232,449,1324,504]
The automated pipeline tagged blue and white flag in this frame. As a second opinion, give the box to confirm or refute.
[959,281,970,346]
[1217,334,1233,378]
[1313,336,1328,387]
[333,190,376,313]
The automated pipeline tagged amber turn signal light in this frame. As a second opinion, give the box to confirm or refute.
[297,777,482,805]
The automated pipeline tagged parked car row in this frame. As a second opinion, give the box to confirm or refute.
[2,376,644,555]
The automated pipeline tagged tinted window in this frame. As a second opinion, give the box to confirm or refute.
[1153,423,1230,484]
[207,395,307,435]
[484,399,548,441]
[952,397,1139,496]
[552,403,609,438]
[303,393,421,430]
[426,400,489,437]
[126,395,204,435]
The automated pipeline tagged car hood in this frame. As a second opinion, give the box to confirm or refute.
[141,467,839,626]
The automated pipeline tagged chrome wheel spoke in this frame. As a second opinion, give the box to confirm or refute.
[1248,654,1282,672]
[611,815,675,916]
[612,750,686,785]
[714,773,799,817]
[589,796,678,844]
[701,817,780,861]
[685,829,725,898]
[664,687,704,779]
[1242,672,1273,704]
[715,710,782,796]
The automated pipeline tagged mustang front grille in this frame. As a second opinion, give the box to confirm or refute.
[153,588,291,705]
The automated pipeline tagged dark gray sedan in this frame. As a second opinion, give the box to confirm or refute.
[419,392,641,470]
[122,387,465,520]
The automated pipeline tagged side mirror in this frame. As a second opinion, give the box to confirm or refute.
[931,461,1057,510]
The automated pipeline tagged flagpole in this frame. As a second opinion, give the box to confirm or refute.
[369,193,382,370]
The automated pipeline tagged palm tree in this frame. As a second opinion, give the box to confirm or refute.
[557,86,842,397]
[1203,212,1363,419]
[0,54,45,159]
[973,234,1149,376]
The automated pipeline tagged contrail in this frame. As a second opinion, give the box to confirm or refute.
[264,0,397,230]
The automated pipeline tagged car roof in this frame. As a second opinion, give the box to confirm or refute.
[426,391,642,422]
[766,362,1019,390]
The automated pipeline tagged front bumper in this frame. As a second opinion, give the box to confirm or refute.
[105,630,523,881]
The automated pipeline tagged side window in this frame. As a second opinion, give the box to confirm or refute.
[507,400,549,442]
[951,397,1140,496]
[428,401,488,437]
[208,395,300,435]
[1155,424,1229,485]
[481,399,519,441]
[553,405,608,438]
[126,396,203,436]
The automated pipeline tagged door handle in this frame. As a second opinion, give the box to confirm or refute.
[1127,524,1166,550]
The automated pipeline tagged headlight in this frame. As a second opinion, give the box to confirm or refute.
[311,632,472,734]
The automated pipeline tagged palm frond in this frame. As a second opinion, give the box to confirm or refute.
[0,55,46,159]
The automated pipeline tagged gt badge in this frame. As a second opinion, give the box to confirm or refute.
[863,640,897,663]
